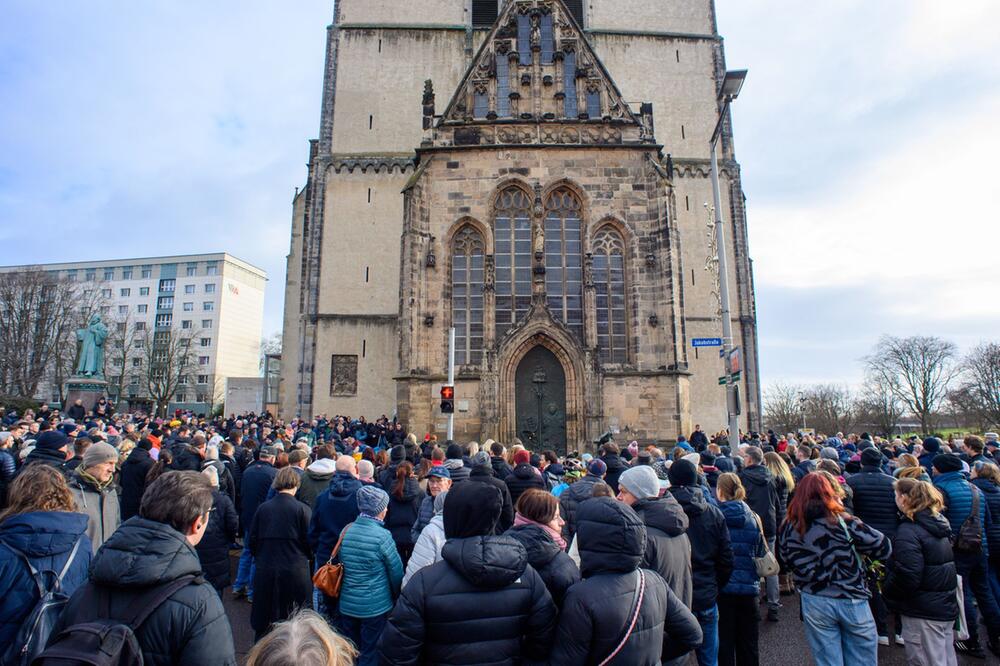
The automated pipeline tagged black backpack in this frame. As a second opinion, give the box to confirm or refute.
[31,574,200,666]
[1,537,83,666]
[955,482,983,554]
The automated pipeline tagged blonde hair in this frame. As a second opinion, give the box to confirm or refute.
[202,466,220,488]
[974,462,1000,484]
[716,472,746,501]
[896,466,926,480]
[894,478,944,520]
[245,609,357,666]
[896,453,919,470]
[117,440,135,463]
[764,451,795,493]
[816,470,847,503]
[508,444,526,465]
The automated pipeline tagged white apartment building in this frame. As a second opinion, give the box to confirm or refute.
[1,253,266,414]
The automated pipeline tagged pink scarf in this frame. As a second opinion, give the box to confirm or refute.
[514,512,567,550]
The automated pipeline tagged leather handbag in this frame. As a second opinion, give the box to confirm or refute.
[312,524,352,598]
[751,511,780,578]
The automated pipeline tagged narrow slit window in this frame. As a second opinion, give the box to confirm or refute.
[676,49,680,63]
[695,347,699,359]
[378,39,382,53]
[367,188,372,204]
[681,124,686,139]
[540,13,554,64]
[691,269,695,285]
[564,51,578,117]
[362,340,366,358]
[369,115,374,130]
[365,267,370,283]
[517,14,532,65]
[685,195,690,211]
[496,53,510,118]
[586,90,601,118]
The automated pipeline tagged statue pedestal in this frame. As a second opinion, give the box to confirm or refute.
[64,377,109,415]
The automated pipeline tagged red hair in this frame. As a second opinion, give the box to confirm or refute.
[784,472,846,536]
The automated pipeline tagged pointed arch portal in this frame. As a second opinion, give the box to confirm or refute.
[515,345,567,454]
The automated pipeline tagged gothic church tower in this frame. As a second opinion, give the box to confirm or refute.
[280,0,760,448]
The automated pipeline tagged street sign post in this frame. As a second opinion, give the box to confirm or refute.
[692,337,723,348]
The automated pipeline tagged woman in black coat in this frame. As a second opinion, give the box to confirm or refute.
[548,497,702,666]
[506,488,580,608]
[195,467,239,594]
[384,462,425,566]
[883,478,958,666]
[504,451,547,507]
[119,438,155,520]
[248,467,313,640]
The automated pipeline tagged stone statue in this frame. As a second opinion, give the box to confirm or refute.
[75,313,108,378]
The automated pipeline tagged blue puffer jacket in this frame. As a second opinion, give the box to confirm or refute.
[338,516,403,618]
[934,471,990,558]
[719,500,763,597]
[308,472,362,560]
[0,511,92,648]
[972,477,1000,557]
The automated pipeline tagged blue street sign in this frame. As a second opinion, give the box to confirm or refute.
[691,338,723,348]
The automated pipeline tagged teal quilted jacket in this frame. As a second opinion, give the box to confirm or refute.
[339,515,404,618]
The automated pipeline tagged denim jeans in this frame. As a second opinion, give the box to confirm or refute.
[765,538,779,610]
[233,530,255,596]
[955,550,1000,647]
[693,605,719,666]
[800,592,878,666]
[338,612,389,666]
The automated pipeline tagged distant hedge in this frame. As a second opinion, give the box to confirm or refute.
[0,395,43,416]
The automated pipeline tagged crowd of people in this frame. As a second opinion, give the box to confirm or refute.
[1,399,999,665]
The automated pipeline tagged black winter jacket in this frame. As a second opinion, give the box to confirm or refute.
[504,462,547,508]
[549,497,702,665]
[559,474,603,543]
[171,445,203,472]
[846,465,901,541]
[506,523,580,607]
[667,485,733,611]
[385,477,426,550]
[195,490,239,590]
[632,495,693,608]
[883,510,958,622]
[378,535,558,665]
[491,456,513,481]
[972,477,1000,557]
[239,460,276,531]
[739,464,780,538]
[119,446,154,520]
[56,517,236,666]
[469,464,515,533]
[600,453,627,495]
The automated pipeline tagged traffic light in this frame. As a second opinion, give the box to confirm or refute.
[440,385,455,414]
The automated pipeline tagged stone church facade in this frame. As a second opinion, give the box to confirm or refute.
[280,0,761,452]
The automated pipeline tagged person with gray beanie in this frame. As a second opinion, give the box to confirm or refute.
[338,484,403,666]
[68,441,121,552]
[618,465,693,612]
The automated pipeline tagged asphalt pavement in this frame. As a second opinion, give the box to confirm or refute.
[223,553,999,665]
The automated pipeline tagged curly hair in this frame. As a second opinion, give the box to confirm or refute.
[0,464,76,523]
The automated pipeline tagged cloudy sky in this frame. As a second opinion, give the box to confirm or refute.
[1,1,997,389]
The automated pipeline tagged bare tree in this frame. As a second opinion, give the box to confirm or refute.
[763,383,803,437]
[105,309,142,406]
[856,371,905,438]
[0,268,80,398]
[865,335,959,434]
[801,384,858,436]
[141,326,200,418]
[958,342,1000,429]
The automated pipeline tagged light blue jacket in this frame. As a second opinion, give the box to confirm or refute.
[339,515,404,618]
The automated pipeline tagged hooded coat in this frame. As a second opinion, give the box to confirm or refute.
[972,477,1000,556]
[846,464,900,541]
[468,463,515,533]
[506,523,581,608]
[883,509,958,622]
[548,498,702,665]
[295,458,337,509]
[68,470,121,553]
[338,515,404,619]
[55,517,236,666]
[559,474,603,543]
[718,500,764,596]
[631,495,693,608]
[738,464,780,539]
[667,484,733,611]
[385,476,426,553]
[504,462,547,507]
[194,489,239,591]
[119,446,154,520]
[378,536,557,665]
[307,471,361,560]
[0,511,92,648]
[600,453,627,495]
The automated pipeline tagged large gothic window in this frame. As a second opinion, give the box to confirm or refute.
[593,227,628,364]
[494,188,533,339]
[452,227,485,364]
[544,189,583,340]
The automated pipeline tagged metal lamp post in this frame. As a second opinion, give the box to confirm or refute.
[709,69,747,445]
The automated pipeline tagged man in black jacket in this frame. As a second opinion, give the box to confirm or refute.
[468,451,514,532]
[119,438,155,520]
[233,447,277,600]
[847,446,902,643]
[739,445,782,621]
[599,442,627,495]
[54,471,237,665]
[490,441,513,480]
[668,459,733,665]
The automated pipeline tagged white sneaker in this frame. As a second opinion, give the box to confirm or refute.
[895,635,905,646]
[878,636,890,646]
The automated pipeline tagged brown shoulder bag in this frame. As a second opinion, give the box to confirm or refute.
[312,523,352,598]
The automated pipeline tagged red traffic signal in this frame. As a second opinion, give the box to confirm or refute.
[440,385,455,414]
